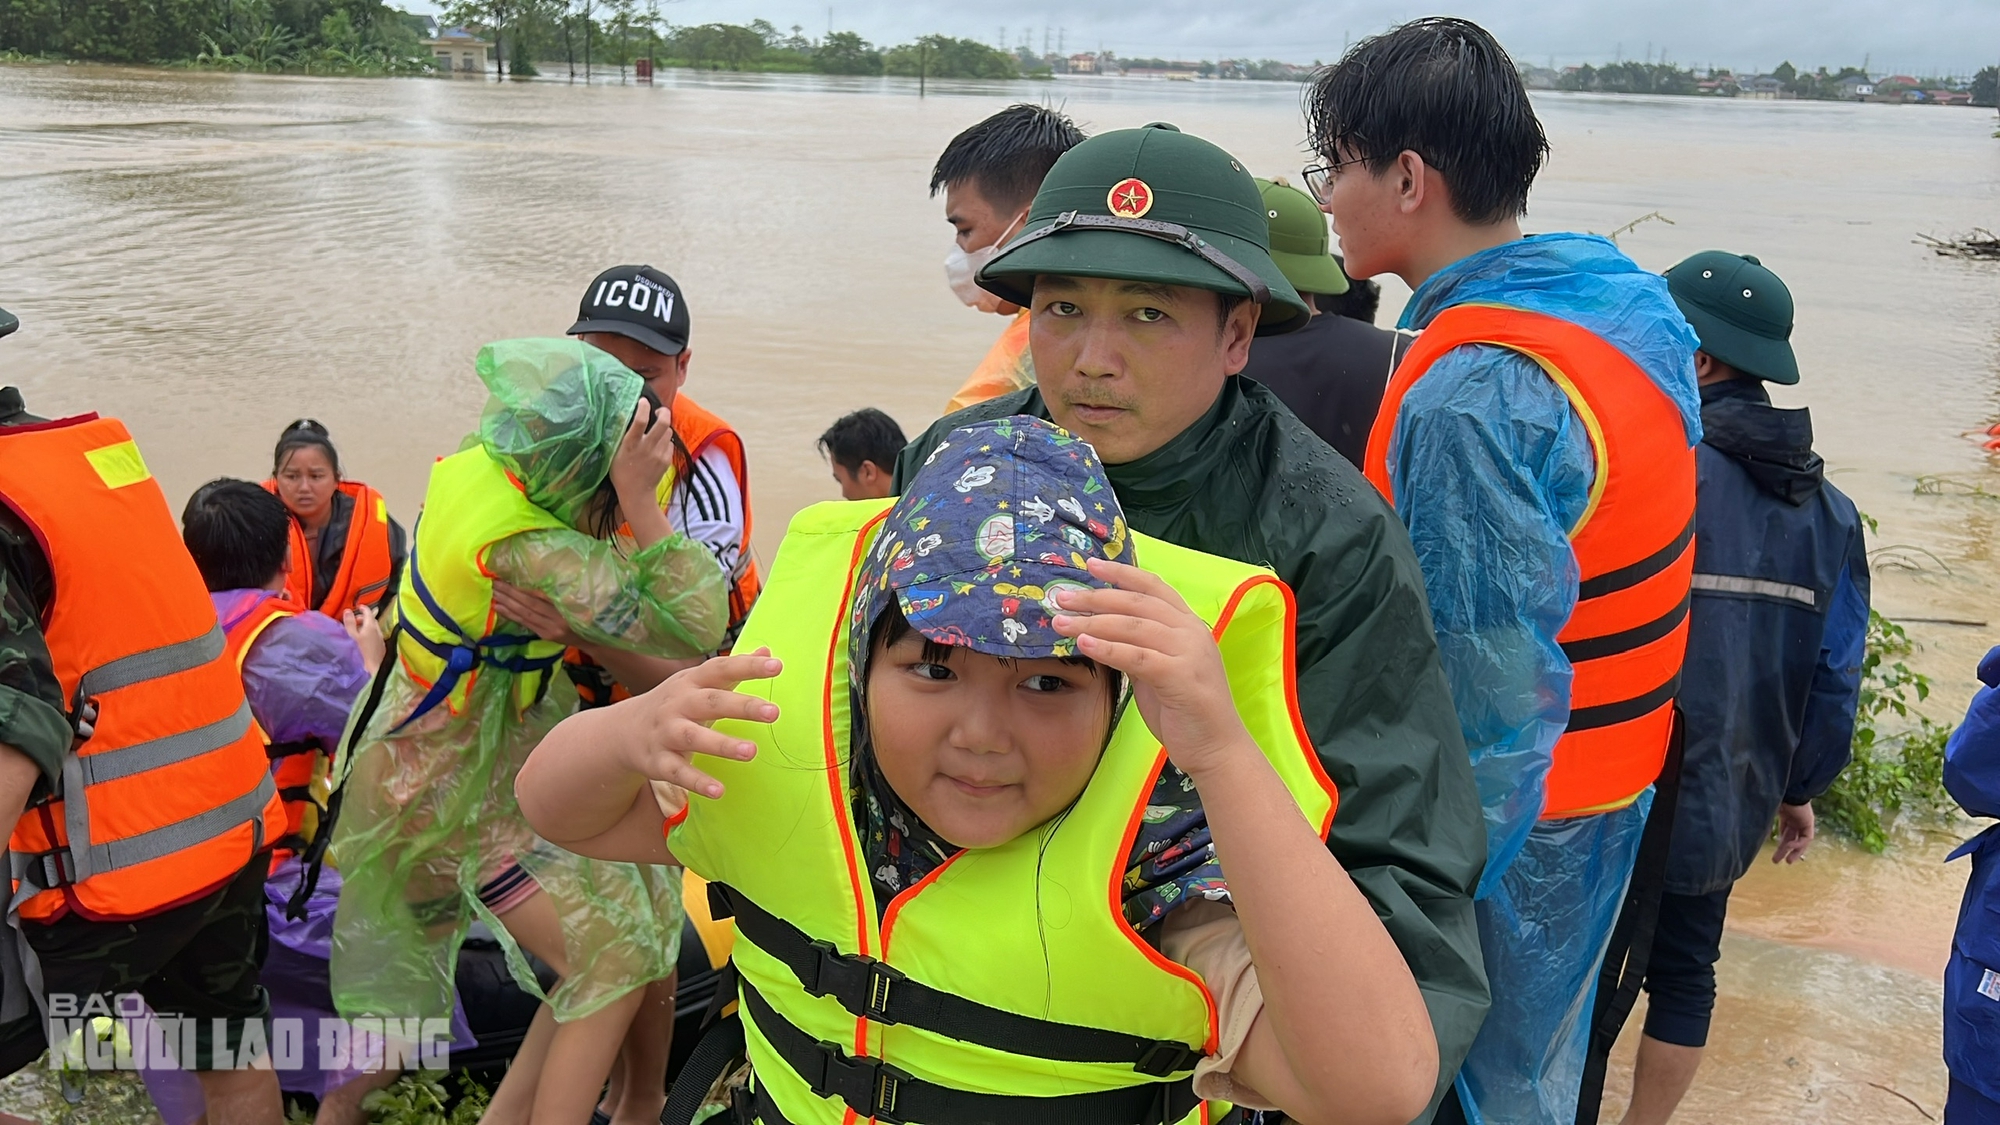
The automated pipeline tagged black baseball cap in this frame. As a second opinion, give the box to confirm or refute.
[566,265,690,357]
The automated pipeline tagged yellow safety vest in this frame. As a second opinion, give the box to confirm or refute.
[394,446,571,725]
[671,498,1338,1125]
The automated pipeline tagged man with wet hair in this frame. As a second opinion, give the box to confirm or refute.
[932,103,1086,411]
[816,407,906,500]
[1308,18,1702,1125]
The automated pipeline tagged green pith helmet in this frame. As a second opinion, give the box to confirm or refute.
[1665,251,1798,385]
[1255,177,1350,297]
[978,123,1310,334]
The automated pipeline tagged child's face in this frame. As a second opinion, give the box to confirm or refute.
[866,628,1113,849]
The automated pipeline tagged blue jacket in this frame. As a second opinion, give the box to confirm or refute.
[1946,648,2000,1101]
[1392,234,1700,892]
[1665,379,1870,894]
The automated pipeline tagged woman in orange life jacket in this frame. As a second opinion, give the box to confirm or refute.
[518,417,1441,1125]
[267,420,407,617]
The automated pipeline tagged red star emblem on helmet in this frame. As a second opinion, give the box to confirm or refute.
[1106,177,1154,219]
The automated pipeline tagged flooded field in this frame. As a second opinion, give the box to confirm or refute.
[3,62,1997,1122]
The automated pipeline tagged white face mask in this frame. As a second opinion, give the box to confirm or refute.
[944,211,1027,311]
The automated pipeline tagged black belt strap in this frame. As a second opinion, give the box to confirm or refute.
[713,883,1202,1076]
[1574,706,1685,1125]
[742,980,1199,1125]
[663,1012,748,1125]
[265,739,321,762]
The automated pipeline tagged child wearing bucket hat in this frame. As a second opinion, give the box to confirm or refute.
[521,415,1441,1125]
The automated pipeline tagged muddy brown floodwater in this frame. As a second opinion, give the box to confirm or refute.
[4,62,1999,1124]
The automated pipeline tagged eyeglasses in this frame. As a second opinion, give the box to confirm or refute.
[1301,157,1366,205]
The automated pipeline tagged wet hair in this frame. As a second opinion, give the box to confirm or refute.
[930,104,1086,213]
[817,408,908,476]
[273,418,341,477]
[1305,17,1548,224]
[182,478,291,592]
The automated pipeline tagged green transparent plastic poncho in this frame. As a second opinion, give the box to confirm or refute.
[329,339,728,1023]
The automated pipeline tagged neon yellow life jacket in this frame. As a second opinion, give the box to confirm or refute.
[670,498,1338,1125]
[393,446,571,726]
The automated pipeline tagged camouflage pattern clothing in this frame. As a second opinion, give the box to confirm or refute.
[0,386,73,798]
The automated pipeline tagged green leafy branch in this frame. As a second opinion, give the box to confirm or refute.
[1817,611,1956,852]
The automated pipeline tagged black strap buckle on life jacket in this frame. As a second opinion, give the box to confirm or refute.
[713,882,1205,1078]
[742,980,1198,1125]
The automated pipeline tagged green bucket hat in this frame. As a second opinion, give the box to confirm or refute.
[1255,178,1349,297]
[1665,251,1798,385]
[978,123,1310,335]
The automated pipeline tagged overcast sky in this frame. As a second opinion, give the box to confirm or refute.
[613,0,2000,76]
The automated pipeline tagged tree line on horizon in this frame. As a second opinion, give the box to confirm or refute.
[1547,58,1997,105]
[0,0,1029,79]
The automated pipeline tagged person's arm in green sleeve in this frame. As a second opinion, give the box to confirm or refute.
[1273,486,1492,1115]
[0,522,70,829]
[486,527,729,661]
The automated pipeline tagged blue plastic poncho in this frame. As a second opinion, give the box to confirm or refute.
[1386,234,1700,1125]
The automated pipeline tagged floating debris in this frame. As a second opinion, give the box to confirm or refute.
[1915,474,2000,499]
[1595,210,1676,243]
[1916,228,2000,260]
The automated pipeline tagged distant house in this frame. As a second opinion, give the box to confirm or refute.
[1881,75,1920,89]
[1068,53,1099,74]
[423,27,491,74]
[1837,74,1875,98]
[1740,75,1786,99]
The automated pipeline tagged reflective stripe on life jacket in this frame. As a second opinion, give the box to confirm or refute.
[1364,302,1696,820]
[0,415,281,922]
[218,593,329,863]
[263,479,397,616]
[565,392,763,708]
[666,499,1336,1125]
[393,447,570,729]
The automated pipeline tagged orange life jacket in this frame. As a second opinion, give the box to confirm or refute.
[673,393,761,627]
[945,310,1035,413]
[0,415,281,922]
[1364,303,1695,820]
[218,593,327,867]
[566,392,762,708]
[262,478,396,616]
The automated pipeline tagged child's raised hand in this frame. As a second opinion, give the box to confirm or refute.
[626,649,781,800]
[1051,559,1251,778]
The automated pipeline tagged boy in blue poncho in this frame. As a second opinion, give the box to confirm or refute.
[1305,17,1702,1125]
